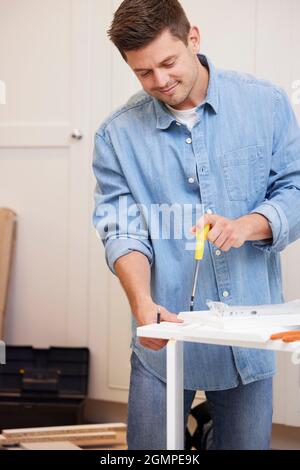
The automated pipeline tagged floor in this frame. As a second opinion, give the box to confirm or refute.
[187,416,300,450]
[271,424,300,450]
[86,400,300,450]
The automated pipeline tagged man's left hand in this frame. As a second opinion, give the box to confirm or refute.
[191,213,272,252]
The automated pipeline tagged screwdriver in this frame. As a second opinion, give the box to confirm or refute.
[189,224,210,312]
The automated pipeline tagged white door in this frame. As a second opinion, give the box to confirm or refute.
[0,0,91,347]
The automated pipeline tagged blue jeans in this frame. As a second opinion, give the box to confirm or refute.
[127,351,273,450]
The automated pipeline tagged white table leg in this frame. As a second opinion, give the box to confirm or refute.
[167,339,184,450]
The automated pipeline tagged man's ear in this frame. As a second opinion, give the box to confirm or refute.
[188,26,200,53]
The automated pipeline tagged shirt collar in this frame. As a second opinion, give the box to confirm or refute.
[153,54,219,130]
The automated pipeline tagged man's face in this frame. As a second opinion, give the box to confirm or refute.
[126,28,201,108]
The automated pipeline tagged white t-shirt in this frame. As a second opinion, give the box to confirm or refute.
[166,103,202,131]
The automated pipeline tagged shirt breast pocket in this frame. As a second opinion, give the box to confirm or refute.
[221,144,266,202]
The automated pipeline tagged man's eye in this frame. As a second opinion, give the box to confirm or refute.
[141,71,151,77]
[165,62,175,68]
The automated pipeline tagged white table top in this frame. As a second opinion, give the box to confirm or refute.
[137,321,300,352]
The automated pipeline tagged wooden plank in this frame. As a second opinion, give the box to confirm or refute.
[20,441,81,450]
[1,431,128,451]
[81,430,127,450]
[3,422,126,439]
[3,431,117,446]
[0,208,16,339]
[0,435,8,445]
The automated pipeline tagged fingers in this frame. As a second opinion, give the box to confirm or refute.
[156,305,183,324]
[138,307,183,351]
[208,220,238,251]
[161,310,184,323]
[191,214,215,234]
[220,239,235,252]
[209,227,226,247]
[191,215,245,252]
[191,215,235,252]
[139,337,168,351]
[207,224,221,243]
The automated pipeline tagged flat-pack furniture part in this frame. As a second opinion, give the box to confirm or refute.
[0,423,127,450]
[0,208,16,339]
[137,320,300,450]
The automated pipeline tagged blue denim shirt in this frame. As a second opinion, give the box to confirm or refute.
[93,54,300,391]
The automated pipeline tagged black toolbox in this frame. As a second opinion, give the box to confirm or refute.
[0,346,89,430]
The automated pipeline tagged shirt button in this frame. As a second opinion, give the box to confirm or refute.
[206,209,213,215]
[186,138,192,144]
[215,250,221,256]
[188,178,195,184]
[222,291,230,298]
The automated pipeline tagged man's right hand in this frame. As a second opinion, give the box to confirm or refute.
[135,299,184,351]
[114,252,183,351]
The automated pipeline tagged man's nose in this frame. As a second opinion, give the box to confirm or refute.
[153,69,169,89]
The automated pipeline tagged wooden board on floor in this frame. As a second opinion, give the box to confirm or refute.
[89,430,127,450]
[2,431,117,446]
[0,208,16,339]
[0,423,127,450]
[3,423,126,439]
[20,441,81,450]
[0,431,127,451]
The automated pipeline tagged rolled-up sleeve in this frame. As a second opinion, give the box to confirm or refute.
[92,131,153,274]
[251,87,300,253]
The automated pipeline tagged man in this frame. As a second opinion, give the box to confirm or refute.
[93,0,300,450]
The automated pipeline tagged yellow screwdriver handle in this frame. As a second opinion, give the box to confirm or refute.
[195,224,210,261]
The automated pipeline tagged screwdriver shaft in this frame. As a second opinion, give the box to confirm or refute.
[190,261,200,312]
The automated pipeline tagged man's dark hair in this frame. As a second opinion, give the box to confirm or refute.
[107,0,191,60]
